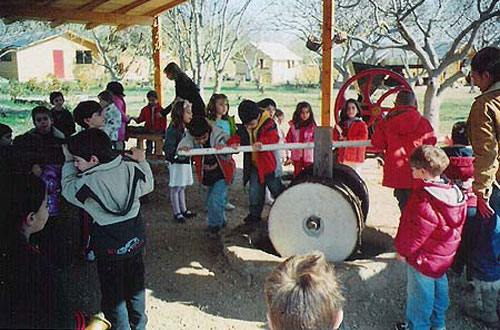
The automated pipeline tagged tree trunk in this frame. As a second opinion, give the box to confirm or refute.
[423,76,441,135]
[213,69,223,94]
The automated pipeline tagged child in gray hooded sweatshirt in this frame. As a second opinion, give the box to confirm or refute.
[61,128,153,330]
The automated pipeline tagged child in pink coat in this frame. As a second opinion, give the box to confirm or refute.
[285,102,316,176]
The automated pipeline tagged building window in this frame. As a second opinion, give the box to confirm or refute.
[259,59,265,69]
[76,50,92,64]
[287,60,295,68]
[0,53,12,62]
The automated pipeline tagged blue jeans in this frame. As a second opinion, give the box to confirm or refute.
[394,188,412,212]
[406,265,448,330]
[97,252,147,330]
[249,167,284,220]
[206,179,227,228]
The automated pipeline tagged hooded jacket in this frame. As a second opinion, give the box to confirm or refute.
[177,121,235,185]
[442,145,476,207]
[61,156,154,260]
[137,104,167,132]
[285,120,315,163]
[227,111,278,184]
[371,106,437,189]
[466,81,500,200]
[395,180,467,278]
[333,118,368,164]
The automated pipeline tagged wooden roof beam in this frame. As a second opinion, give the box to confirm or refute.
[145,0,189,16]
[0,4,154,26]
[113,0,150,14]
[77,0,111,11]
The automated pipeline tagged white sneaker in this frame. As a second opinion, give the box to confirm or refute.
[225,202,236,210]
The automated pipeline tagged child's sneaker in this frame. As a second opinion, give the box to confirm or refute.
[225,202,235,210]
[182,210,197,219]
[174,213,186,223]
[394,322,409,330]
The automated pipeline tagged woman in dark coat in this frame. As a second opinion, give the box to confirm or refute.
[161,62,206,118]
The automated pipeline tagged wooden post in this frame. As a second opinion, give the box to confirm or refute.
[313,127,333,178]
[321,0,334,126]
[152,15,163,105]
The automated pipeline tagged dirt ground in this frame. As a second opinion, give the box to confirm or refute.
[52,156,489,330]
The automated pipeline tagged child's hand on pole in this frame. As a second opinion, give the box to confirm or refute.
[31,164,42,177]
[124,147,145,163]
[230,143,240,150]
[252,142,263,151]
[396,253,406,263]
[214,145,224,150]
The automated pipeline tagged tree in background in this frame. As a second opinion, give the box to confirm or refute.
[355,0,500,132]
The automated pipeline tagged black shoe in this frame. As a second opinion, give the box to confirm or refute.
[394,322,409,330]
[182,210,197,219]
[174,213,186,223]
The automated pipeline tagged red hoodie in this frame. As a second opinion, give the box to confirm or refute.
[371,106,436,189]
[136,104,167,132]
[395,180,467,278]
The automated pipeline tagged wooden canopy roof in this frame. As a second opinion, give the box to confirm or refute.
[0,0,190,29]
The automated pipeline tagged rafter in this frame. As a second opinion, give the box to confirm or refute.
[77,0,111,11]
[145,0,189,16]
[0,4,154,26]
[113,0,150,14]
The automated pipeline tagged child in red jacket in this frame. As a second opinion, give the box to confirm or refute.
[285,102,317,176]
[441,122,476,280]
[131,90,167,154]
[371,90,436,211]
[228,100,284,226]
[332,99,368,172]
[394,145,467,330]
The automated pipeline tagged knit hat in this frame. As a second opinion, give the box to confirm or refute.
[0,123,12,137]
[188,116,210,137]
[238,100,260,124]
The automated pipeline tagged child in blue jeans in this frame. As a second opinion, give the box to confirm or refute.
[178,117,235,235]
[394,145,467,330]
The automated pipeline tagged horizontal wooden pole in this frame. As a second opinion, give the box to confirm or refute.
[178,140,372,156]
[0,4,154,26]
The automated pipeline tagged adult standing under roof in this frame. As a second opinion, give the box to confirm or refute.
[161,62,206,118]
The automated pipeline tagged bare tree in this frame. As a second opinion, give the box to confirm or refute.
[353,0,500,132]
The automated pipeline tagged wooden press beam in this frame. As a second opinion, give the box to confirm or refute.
[0,4,154,26]
[77,0,111,11]
[152,16,163,106]
[321,0,334,126]
[113,0,150,14]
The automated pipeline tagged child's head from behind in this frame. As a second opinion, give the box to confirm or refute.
[74,101,105,129]
[49,91,64,109]
[0,123,12,146]
[409,145,449,180]
[188,116,211,145]
[207,94,229,120]
[395,90,417,107]
[98,90,114,108]
[471,46,500,92]
[274,109,284,124]
[31,106,52,134]
[293,101,315,127]
[1,174,48,238]
[106,81,125,97]
[265,252,344,330]
[450,121,469,146]
[146,90,158,106]
[340,99,362,123]
[258,98,277,118]
[238,100,261,129]
[67,128,114,172]
[171,99,193,128]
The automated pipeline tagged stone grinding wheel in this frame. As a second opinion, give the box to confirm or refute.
[268,176,365,262]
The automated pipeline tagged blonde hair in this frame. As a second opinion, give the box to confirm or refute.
[265,252,344,330]
[409,145,449,177]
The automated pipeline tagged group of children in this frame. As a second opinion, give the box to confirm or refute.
[2,46,500,330]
